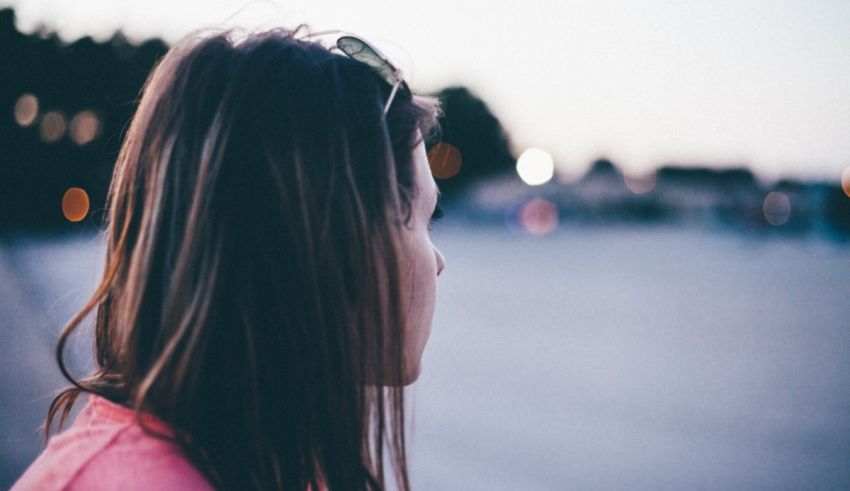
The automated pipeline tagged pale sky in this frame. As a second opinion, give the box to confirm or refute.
[5,0,850,182]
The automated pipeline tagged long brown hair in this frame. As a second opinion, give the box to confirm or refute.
[45,27,440,490]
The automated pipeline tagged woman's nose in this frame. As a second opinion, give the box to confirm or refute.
[435,247,446,276]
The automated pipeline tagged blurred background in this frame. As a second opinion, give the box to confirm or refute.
[1,1,849,489]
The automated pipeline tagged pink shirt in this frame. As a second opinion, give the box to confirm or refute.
[12,394,213,490]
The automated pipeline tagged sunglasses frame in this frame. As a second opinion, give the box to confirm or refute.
[305,30,411,116]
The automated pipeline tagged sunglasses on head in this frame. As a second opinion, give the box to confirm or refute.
[305,30,411,115]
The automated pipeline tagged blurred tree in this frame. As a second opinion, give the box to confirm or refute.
[0,7,167,232]
[824,185,850,236]
[655,166,758,190]
[581,158,622,182]
[428,86,515,196]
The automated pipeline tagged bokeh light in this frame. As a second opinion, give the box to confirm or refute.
[623,172,657,194]
[13,93,39,127]
[40,111,66,143]
[763,191,791,226]
[69,110,101,145]
[842,167,850,199]
[519,198,559,236]
[62,187,90,222]
[427,142,462,179]
[516,148,554,186]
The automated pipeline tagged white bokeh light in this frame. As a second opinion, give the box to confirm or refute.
[516,148,554,186]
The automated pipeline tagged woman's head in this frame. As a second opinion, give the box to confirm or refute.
[48,27,444,490]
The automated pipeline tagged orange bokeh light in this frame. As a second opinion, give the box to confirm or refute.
[427,143,462,179]
[842,167,850,199]
[62,187,90,222]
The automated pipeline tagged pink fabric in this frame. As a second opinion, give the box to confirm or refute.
[12,394,213,490]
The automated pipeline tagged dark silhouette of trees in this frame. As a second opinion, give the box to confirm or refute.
[825,186,850,236]
[0,8,167,232]
[429,86,515,196]
[655,165,758,190]
[581,158,622,182]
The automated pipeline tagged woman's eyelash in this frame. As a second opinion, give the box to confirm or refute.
[429,203,444,226]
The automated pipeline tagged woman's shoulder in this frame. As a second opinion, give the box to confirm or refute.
[12,394,213,491]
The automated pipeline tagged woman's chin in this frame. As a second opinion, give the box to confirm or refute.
[362,362,421,387]
[401,362,422,386]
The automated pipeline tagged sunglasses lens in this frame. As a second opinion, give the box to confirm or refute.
[337,36,400,87]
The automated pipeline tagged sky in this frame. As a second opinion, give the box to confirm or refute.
[5,0,850,182]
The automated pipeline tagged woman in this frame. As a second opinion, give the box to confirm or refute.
[14,26,446,491]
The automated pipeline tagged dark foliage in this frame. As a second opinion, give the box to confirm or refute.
[428,86,515,196]
[0,8,167,232]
